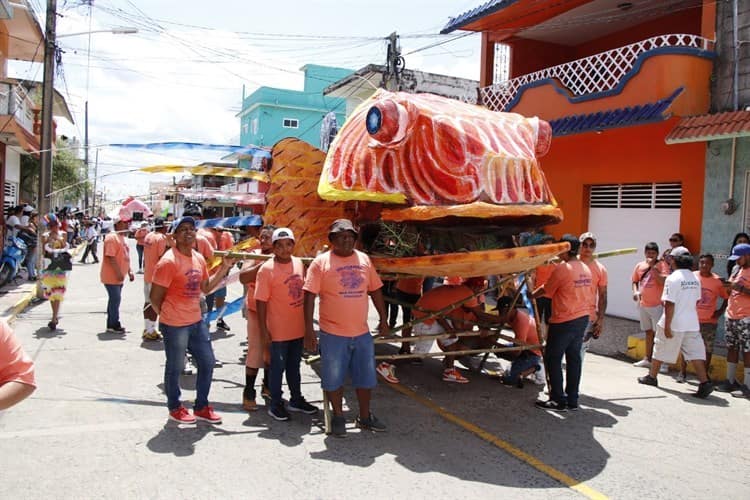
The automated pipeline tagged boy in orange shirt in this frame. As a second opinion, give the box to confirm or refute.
[100,216,134,333]
[679,254,727,381]
[631,242,670,370]
[256,228,318,421]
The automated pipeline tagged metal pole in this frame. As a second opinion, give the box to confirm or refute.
[38,0,57,218]
[84,100,89,211]
[36,0,57,282]
[92,148,99,216]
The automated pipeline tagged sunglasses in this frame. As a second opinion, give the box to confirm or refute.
[581,242,596,248]
[669,238,681,242]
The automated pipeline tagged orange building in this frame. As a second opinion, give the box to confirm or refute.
[442,0,716,319]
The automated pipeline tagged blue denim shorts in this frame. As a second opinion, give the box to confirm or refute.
[213,286,227,299]
[319,330,376,391]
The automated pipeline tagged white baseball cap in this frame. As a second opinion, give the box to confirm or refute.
[271,227,295,243]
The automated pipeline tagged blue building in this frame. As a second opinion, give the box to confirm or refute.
[237,64,353,155]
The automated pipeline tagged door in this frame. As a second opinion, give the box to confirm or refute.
[588,183,681,320]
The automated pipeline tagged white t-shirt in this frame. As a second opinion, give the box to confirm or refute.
[657,268,700,332]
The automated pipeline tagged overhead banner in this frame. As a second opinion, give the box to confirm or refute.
[139,164,269,182]
[107,141,272,158]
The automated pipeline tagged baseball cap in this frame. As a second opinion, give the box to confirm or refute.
[271,227,295,243]
[22,205,34,214]
[329,218,358,236]
[728,243,750,260]
[173,216,196,231]
[579,232,597,243]
[670,246,692,258]
[153,217,165,228]
[560,234,580,254]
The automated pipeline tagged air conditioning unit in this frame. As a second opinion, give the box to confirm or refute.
[0,1,13,20]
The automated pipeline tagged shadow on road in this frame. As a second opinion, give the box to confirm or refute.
[96,331,127,341]
[32,326,67,339]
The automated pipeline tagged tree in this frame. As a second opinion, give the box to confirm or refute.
[20,137,89,209]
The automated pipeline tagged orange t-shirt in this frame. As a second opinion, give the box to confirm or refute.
[244,249,266,312]
[194,233,214,261]
[303,250,383,336]
[143,232,168,284]
[509,309,541,356]
[134,228,148,245]
[254,257,306,341]
[219,231,234,251]
[632,260,669,307]
[100,232,130,285]
[534,263,555,297]
[198,228,217,250]
[0,320,35,388]
[726,266,750,320]
[396,277,424,295]
[152,248,209,327]
[584,259,608,320]
[413,285,479,326]
[694,271,728,324]
[544,259,593,324]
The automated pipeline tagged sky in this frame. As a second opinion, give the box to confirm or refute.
[10,0,484,204]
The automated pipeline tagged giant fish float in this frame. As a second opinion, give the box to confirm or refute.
[264,89,568,277]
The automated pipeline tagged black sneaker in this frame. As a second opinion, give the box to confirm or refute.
[331,415,347,437]
[694,381,715,399]
[106,324,126,334]
[267,404,290,421]
[568,403,580,411]
[216,318,231,331]
[730,384,750,399]
[288,398,318,415]
[356,412,387,432]
[637,375,658,387]
[535,400,567,412]
[715,380,741,393]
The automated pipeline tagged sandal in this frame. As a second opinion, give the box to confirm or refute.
[48,319,58,331]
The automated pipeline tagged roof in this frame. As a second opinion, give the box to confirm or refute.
[665,110,750,144]
[441,0,520,34]
[549,88,682,136]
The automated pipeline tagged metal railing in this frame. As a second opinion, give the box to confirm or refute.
[0,82,36,133]
[481,34,714,111]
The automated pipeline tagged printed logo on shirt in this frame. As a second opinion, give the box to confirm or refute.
[699,287,715,307]
[286,274,304,306]
[337,264,365,297]
[574,273,592,288]
[183,269,202,297]
[679,280,699,290]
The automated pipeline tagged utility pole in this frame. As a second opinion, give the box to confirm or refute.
[38,0,57,220]
[83,0,93,213]
[382,32,404,91]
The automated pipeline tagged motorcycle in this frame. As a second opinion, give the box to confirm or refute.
[0,236,28,287]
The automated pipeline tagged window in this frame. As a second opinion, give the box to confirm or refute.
[251,118,258,135]
[589,183,682,209]
[3,181,18,214]
[282,118,299,129]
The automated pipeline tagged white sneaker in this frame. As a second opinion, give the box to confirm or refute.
[633,358,651,368]
[659,364,669,374]
[375,362,399,384]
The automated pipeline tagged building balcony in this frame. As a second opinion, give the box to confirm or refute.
[0,80,40,150]
[481,34,715,119]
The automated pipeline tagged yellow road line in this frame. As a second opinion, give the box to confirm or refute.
[388,383,608,500]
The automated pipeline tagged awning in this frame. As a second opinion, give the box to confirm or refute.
[140,164,269,182]
[549,88,682,137]
[665,110,750,144]
[181,191,266,206]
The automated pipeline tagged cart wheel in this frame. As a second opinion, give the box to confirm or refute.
[323,391,331,435]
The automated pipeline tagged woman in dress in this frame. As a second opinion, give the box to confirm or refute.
[40,213,70,330]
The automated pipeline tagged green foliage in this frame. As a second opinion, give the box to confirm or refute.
[20,138,89,203]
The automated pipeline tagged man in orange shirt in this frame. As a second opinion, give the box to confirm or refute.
[411,277,501,384]
[496,296,543,388]
[578,232,607,358]
[716,243,750,398]
[239,225,275,411]
[150,216,235,424]
[533,235,594,412]
[303,219,389,437]
[256,228,317,421]
[631,242,670,371]
[0,320,35,410]
[100,216,134,333]
[142,218,169,341]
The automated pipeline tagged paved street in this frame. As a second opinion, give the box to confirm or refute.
[1,240,749,499]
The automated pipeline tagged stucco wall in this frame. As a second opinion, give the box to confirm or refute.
[712,0,750,111]
[701,137,750,276]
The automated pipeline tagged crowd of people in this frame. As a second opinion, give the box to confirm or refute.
[2,205,749,430]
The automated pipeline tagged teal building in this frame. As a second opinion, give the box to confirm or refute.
[237,64,353,156]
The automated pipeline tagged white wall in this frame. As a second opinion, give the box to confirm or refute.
[588,207,681,320]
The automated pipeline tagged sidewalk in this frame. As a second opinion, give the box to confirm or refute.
[0,243,86,323]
